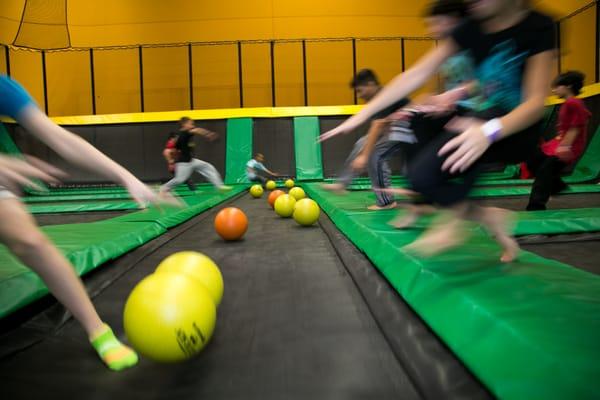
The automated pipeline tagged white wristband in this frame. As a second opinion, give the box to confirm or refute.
[481,118,502,143]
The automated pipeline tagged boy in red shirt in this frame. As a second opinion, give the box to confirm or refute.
[526,71,591,210]
[163,132,196,191]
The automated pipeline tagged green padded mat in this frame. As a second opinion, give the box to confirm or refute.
[294,117,323,181]
[303,183,600,400]
[225,118,253,184]
[0,185,247,318]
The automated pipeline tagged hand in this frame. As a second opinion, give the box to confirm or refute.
[555,145,574,162]
[123,177,182,208]
[0,155,65,194]
[318,116,364,143]
[439,121,490,174]
[351,154,368,171]
[206,132,219,142]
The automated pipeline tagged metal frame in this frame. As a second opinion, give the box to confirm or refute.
[90,49,96,114]
[188,43,194,110]
[138,46,144,112]
[41,50,48,114]
[237,41,244,108]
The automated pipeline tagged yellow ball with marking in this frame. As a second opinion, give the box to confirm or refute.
[155,251,224,306]
[293,198,320,226]
[274,194,297,218]
[285,179,295,188]
[123,272,216,363]
[265,180,276,190]
[249,184,264,198]
[288,187,306,201]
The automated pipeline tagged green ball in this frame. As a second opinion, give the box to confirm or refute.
[274,194,297,218]
[265,180,276,190]
[293,198,320,226]
[288,187,306,201]
[249,184,264,198]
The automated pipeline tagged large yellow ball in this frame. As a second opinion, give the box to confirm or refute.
[155,251,224,306]
[265,180,276,190]
[249,184,264,198]
[274,194,297,217]
[293,198,320,226]
[288,187,306,201]
[284,179,295,188]
[123,272,216,363]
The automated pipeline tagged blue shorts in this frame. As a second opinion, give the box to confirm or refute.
[0,75,35,120]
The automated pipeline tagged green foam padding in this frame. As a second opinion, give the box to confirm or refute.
[0,220,165,319]
[0,185,247,319]
[302,183,600,400]
[294,117,323,181]
[225,118,253,184]
[27,201,141,214]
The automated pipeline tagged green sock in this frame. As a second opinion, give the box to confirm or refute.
[90,324,138,371]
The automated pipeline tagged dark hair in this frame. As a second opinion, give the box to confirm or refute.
[553,71,585,95]
[255,152,264,159]
[350,69,379,89]
[179,116,192,125]
[424,0,468,18]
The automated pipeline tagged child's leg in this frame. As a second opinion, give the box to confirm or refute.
[527,155,566,211]
[334,136,367,188]
[190,159,226,188]
[161,162,194,192]
[0,198,137,370]
[368,141,406,207]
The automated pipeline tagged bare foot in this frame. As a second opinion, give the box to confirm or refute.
[367,201,398,211]
[476,207,520,263]
[403,215,469,257]
[321,183,348,195]
[389,204,437,229]
[389,211,419,229]
[374,187,418,197]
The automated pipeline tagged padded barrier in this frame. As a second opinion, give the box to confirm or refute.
[303,183,600,400]
[225,118,253,184]
[293,117,323,180]
[0,185,247,318]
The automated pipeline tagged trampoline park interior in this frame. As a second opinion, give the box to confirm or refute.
[1,1,600,399]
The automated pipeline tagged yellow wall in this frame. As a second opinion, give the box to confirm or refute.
[1,1,597,115]
[46,51,92,116]
[561,5,596,85]
[8,49,45,112]
[93,48,141,114]
[274,42,304,107]
[192,44,240,109]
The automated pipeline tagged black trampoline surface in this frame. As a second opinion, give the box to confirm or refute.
[1,194,434,400]
[521,237,600,276]
[480,193,600,210]
[34,211,132,226]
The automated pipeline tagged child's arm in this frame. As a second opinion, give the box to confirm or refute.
[18,106,162,206]
[189,127,218,141]
[319,40,457,142]
[351,119,390,171]
[439,50,554,173]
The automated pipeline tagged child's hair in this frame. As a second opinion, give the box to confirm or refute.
[350,69,380,89]
[255,152,264,159]
[424,0,468,18]
[179,116,192,125]
[553,71,585,95]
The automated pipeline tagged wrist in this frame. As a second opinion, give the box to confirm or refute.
[481,118,503,143]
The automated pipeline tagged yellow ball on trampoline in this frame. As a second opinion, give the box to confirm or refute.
[249,184,264,198]
[288,187,306,201]
[274,194,297,218]
[123,272,216,363]
[155,251,224,307]
[265,180,276,190]
[293,198,320,226]
[285,179,295,188]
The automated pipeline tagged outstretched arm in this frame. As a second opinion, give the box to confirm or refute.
[319,40,457,142]
[17,106,167,206]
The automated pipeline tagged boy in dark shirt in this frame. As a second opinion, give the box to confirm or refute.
[322,69,409,210]
[160,117,231,195]
[526,71,591,210]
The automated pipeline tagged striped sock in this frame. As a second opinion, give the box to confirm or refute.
[90,324,138,371]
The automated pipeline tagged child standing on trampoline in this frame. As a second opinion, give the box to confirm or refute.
[160,117,231,195]
[321,0,556,262]
[526,71,591,211]
[0,75,176,371]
